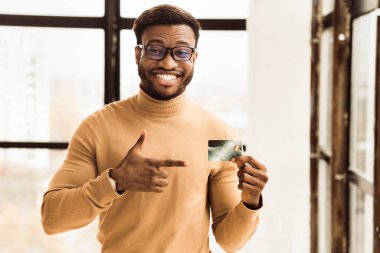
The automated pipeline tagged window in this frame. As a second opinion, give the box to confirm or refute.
[349,9,378,253]
[0,27,104,142]
[315,27,334,253]
[319,28,333,154]
[0,1,249,252]
[350,12,377,182]
[0,148,101,252]
[349,182,374,253]
[310,1,380,253]
[318,160,332,253]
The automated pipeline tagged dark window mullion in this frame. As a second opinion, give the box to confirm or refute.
[310,0,321,252]
[319,148,332,164]
[373,15,380,253]
[104,0,120,104]
[119,18,246,30]
[0,142,68,149]
[331,0,351,252]
[0,14,104,28]
[323,12,333,29]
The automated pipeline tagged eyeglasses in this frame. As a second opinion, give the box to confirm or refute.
[137,44,196,61]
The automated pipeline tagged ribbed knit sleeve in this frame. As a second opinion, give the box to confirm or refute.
[41,113,121,235]
[209,124,260,252]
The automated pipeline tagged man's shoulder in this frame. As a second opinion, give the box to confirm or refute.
[80,95,137,125]
[105,95,136,110]
[95,95,137,116]
[189,102,223,122]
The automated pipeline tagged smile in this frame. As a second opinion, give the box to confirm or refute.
[155,73,178,81]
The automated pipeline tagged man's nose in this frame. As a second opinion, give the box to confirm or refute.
[158,51,178,69]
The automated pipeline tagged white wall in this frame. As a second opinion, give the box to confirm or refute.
[244,1,311,252]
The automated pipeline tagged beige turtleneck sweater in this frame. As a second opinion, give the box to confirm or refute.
[41,89,260,253]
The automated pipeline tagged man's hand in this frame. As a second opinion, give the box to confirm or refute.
[109,130,188,193]
[232,155,268,209]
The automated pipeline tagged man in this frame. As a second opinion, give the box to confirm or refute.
[41,4,268,253]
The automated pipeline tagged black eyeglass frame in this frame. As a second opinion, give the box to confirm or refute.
[137,44,197,61]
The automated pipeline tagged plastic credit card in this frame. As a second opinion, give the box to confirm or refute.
[208,140,246,162]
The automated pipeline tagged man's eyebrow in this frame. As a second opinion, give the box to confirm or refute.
[176,40,191,47]
[145,39,192,47]
[146,39,165,45]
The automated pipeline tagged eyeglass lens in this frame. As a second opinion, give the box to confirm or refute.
[145,45,193,61]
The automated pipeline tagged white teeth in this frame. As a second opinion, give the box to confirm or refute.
[156,74,177,81]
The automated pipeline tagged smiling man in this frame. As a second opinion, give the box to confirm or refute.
[136,25,197,100]
[41,4,268,253]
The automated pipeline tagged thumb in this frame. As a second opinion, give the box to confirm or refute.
[130,130,147,153]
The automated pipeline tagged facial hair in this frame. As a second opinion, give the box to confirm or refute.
[138,64,194,100]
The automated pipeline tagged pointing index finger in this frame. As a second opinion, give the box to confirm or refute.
[149,158,189,168]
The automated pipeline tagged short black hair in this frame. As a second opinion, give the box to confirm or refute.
[133,4,201,47]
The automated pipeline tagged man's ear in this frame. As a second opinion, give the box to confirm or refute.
[135,46,141,65]
[192,51,198,63]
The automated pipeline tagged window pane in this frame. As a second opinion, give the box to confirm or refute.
[120,30,249,139]
[319,28,333,153]
[318,160,331,253]
[0,148,100,252]
[121,0,249,18]
[0,0,104,17]
[0,27,104,142]
[349,182,373,253]
[350,11,377,182]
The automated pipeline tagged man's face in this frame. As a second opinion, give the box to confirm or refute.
[135,24,198,100]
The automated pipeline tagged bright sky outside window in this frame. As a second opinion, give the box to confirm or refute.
[0,27,104,142]
[319,28,334,154]
[350,11,377,182]
[0,0,104,17]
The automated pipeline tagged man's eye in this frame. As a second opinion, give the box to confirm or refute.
[175,49,190,58]
[148,47,164,54]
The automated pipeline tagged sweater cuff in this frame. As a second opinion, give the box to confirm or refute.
[242,194,263,210]
[237,196,262,217]
[83,169,123,207]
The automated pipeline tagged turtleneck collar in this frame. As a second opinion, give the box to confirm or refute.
[134,88,190,116]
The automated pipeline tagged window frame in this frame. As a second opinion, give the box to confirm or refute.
[374,14,380,253]
[310,0,380,253]
[0,0,246,149]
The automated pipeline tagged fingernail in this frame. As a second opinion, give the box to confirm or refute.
[231,158,236,162]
